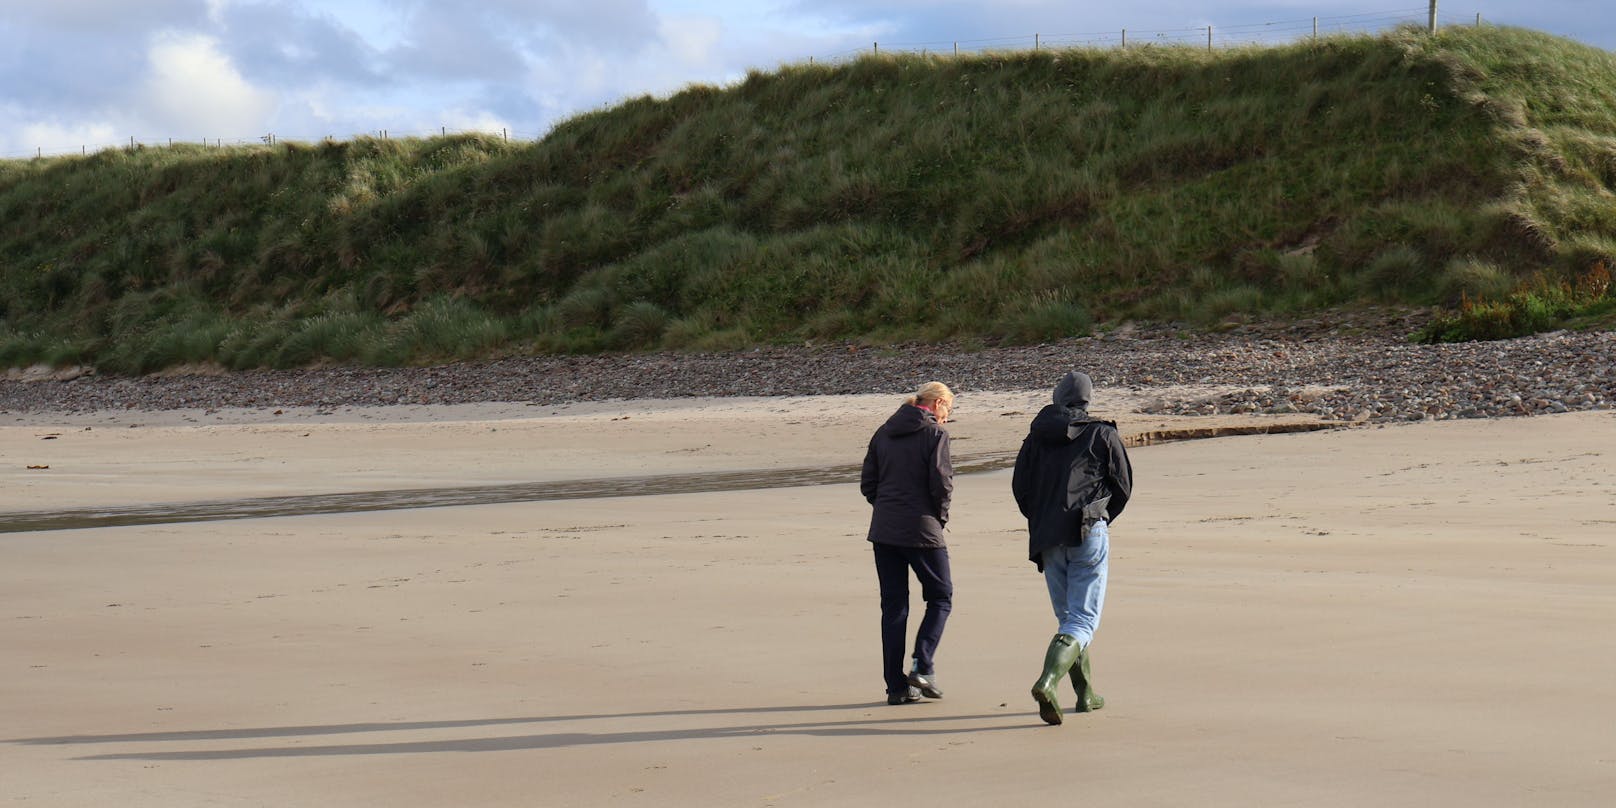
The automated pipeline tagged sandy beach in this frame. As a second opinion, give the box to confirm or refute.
[3,393,1614,806]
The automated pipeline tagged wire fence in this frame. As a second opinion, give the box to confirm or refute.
[814,5,1481,59]
[4,6,1483,162]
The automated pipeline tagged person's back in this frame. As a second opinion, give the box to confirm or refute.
[1011,371,1132,725]
[863,403,952,548]
[1013,402,1130,567]
[860,382,955,705]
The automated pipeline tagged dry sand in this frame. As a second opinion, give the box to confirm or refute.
[2,394,1614,806]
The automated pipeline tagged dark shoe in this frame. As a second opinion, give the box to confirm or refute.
[1031,633,1081,725]
[887,686,922,705]
[1069,643,1105,712]
[907,671,943,699]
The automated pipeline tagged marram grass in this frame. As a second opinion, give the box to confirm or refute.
[4,25,1616,373]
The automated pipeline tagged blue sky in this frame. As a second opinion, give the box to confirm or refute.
[1,1,1612,159]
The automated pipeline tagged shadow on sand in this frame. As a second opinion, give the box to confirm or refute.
[10,702,1038,761]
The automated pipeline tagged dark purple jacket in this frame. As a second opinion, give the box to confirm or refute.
[861,404,953,547]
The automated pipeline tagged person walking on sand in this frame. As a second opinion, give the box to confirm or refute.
[861,381,955,705]
[1012,371,1133,725]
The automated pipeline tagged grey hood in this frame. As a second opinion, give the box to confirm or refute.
[1053,371,1093,414]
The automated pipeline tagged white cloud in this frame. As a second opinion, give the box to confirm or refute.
[22,119,120,150]
[439,108,512,135]
[3,0,1614,159]
[659,13,725,69]
[383,5,526,81]
[475,0,660,47]
[0,113,122,159]
[205,0,230,25]
[5,0,204,31]
[140,32,277,137]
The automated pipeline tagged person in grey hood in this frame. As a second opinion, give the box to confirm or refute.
[1012,371,1133,724]
[861,381,955,705]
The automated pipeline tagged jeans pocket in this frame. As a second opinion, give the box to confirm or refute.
[1079,520,1109,566]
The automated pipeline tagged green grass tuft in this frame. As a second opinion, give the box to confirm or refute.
[1417,262,1614,341]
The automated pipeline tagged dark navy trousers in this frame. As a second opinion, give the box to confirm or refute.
[872,543,953,696]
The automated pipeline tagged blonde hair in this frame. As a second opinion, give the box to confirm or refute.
[905,381,955,408]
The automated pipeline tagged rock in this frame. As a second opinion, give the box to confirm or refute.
[0,315,1611,424]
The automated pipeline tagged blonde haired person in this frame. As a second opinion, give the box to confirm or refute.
[860,381,956,704]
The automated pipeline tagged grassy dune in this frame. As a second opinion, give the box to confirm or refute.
[2,24,1615,373]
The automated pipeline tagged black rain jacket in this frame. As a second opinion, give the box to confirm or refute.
[1011,404,1133,569]
[861,404,953,547]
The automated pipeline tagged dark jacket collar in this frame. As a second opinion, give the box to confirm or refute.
[1028,403,1099,443]
[882,403,937,436]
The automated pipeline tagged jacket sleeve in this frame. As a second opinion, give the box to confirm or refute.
[860,437,880,504]
[1103,428,1133,523]
[930,431,953,526]
[1011,439,1034,518]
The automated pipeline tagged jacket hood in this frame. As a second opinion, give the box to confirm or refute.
[882,403,937,436]
[1053,371,1093,411]
[1027,403,1093,444]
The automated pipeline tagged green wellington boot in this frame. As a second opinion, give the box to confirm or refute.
[1031,633,1081,726]
[1069,643,1106,712]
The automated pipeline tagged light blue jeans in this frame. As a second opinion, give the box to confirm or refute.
[1042,520,1108,648]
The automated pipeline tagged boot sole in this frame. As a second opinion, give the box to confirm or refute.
[1031,687,1063,725]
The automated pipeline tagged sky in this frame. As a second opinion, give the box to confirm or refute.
[2,1,1612,159]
